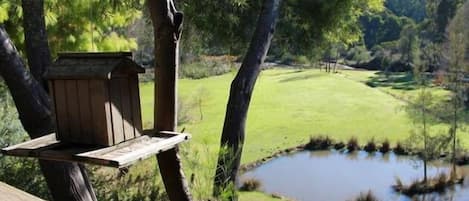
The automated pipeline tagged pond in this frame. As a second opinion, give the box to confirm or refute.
[241,150,469,201]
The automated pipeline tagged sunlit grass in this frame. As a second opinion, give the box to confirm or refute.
[136,68,465,200]
[140,69,416,164]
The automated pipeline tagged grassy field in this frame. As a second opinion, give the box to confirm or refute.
[340,70,450,101]
[141,69,416,163]
[124,68,466,200]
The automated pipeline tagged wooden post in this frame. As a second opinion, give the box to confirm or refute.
[148,0,192,200]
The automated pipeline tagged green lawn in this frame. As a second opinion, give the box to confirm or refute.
[340,70,450,101]
[141,69,414,163]
[239,192,286,201]
[134,68,467,200]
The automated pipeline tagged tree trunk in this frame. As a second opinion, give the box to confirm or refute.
[147,1,192,201]
[0,25,97,201]
[213,0,281,199]
[22,0,51,89]
[334,49,339,73]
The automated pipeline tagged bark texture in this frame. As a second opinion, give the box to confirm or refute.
[1,22,96,201]
[22,0,51,89]
[147,1,192,201]
[213,0,281,199]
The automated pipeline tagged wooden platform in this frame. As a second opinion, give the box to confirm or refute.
[0,182,45,201]
[1,131,190,168]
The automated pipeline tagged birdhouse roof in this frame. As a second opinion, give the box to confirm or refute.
[46,52,145,80]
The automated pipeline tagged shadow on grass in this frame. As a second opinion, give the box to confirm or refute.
[279,73,325,83]
[269,70,305,77]
[365,72,417,91]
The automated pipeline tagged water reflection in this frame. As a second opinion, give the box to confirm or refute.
[241,151,469,201]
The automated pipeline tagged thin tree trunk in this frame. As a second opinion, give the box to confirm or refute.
[422,87,428,183]
[147,1,192,201]
[0,25,97,201]
[213,0,281,199]
[451,73,459,175]
[334,49,339,73]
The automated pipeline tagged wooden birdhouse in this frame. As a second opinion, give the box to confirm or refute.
[45,52,145,146]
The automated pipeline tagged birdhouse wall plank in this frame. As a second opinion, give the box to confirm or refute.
[77,80,93,144]
[48,81,58,137]
[53,80,70,141]
[89,80,113,146]
[129,75,142,137]
[119,78,135,141]
[109,79,125,144]
[65,80,81,142]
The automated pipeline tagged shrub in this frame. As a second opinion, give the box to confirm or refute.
[138,68,154,83]
[434,173,448,192]
[239,178,262,192]
[394,142,407,155]
[379,139,391,153]
[271,193,283,199]
[364,139,377,153]
[178,96,196,125]
[91,162,168,201]
[295,55,311,66]
[305,136,333,151]
[180,56,236,79]
[352,191,379,201]
[334,142,346,150]
[347,137,359,152]
[279,52,296,65]
[393,172,464,196]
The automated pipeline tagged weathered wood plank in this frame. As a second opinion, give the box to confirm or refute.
[119,78,134,141]
[0,182,45,201]
[110,79,124,144]
[77,80,93,144]
[2,134,57,152]
[89,80,113,146]
[1,131,190,168]
[115,134,190,167]
[65,80,81,142]
[129,75,142,136]
[48,81,58,137]
[53,80,69,141]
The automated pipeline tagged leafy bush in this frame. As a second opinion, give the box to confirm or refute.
[180,56,236,79]
[138,68,154,83]
[295,55,311,66]
[239,178,262,192]
[346,45,371,66]
[178,88,209,125]
[278,52,296,65]
[178,96,196,125]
